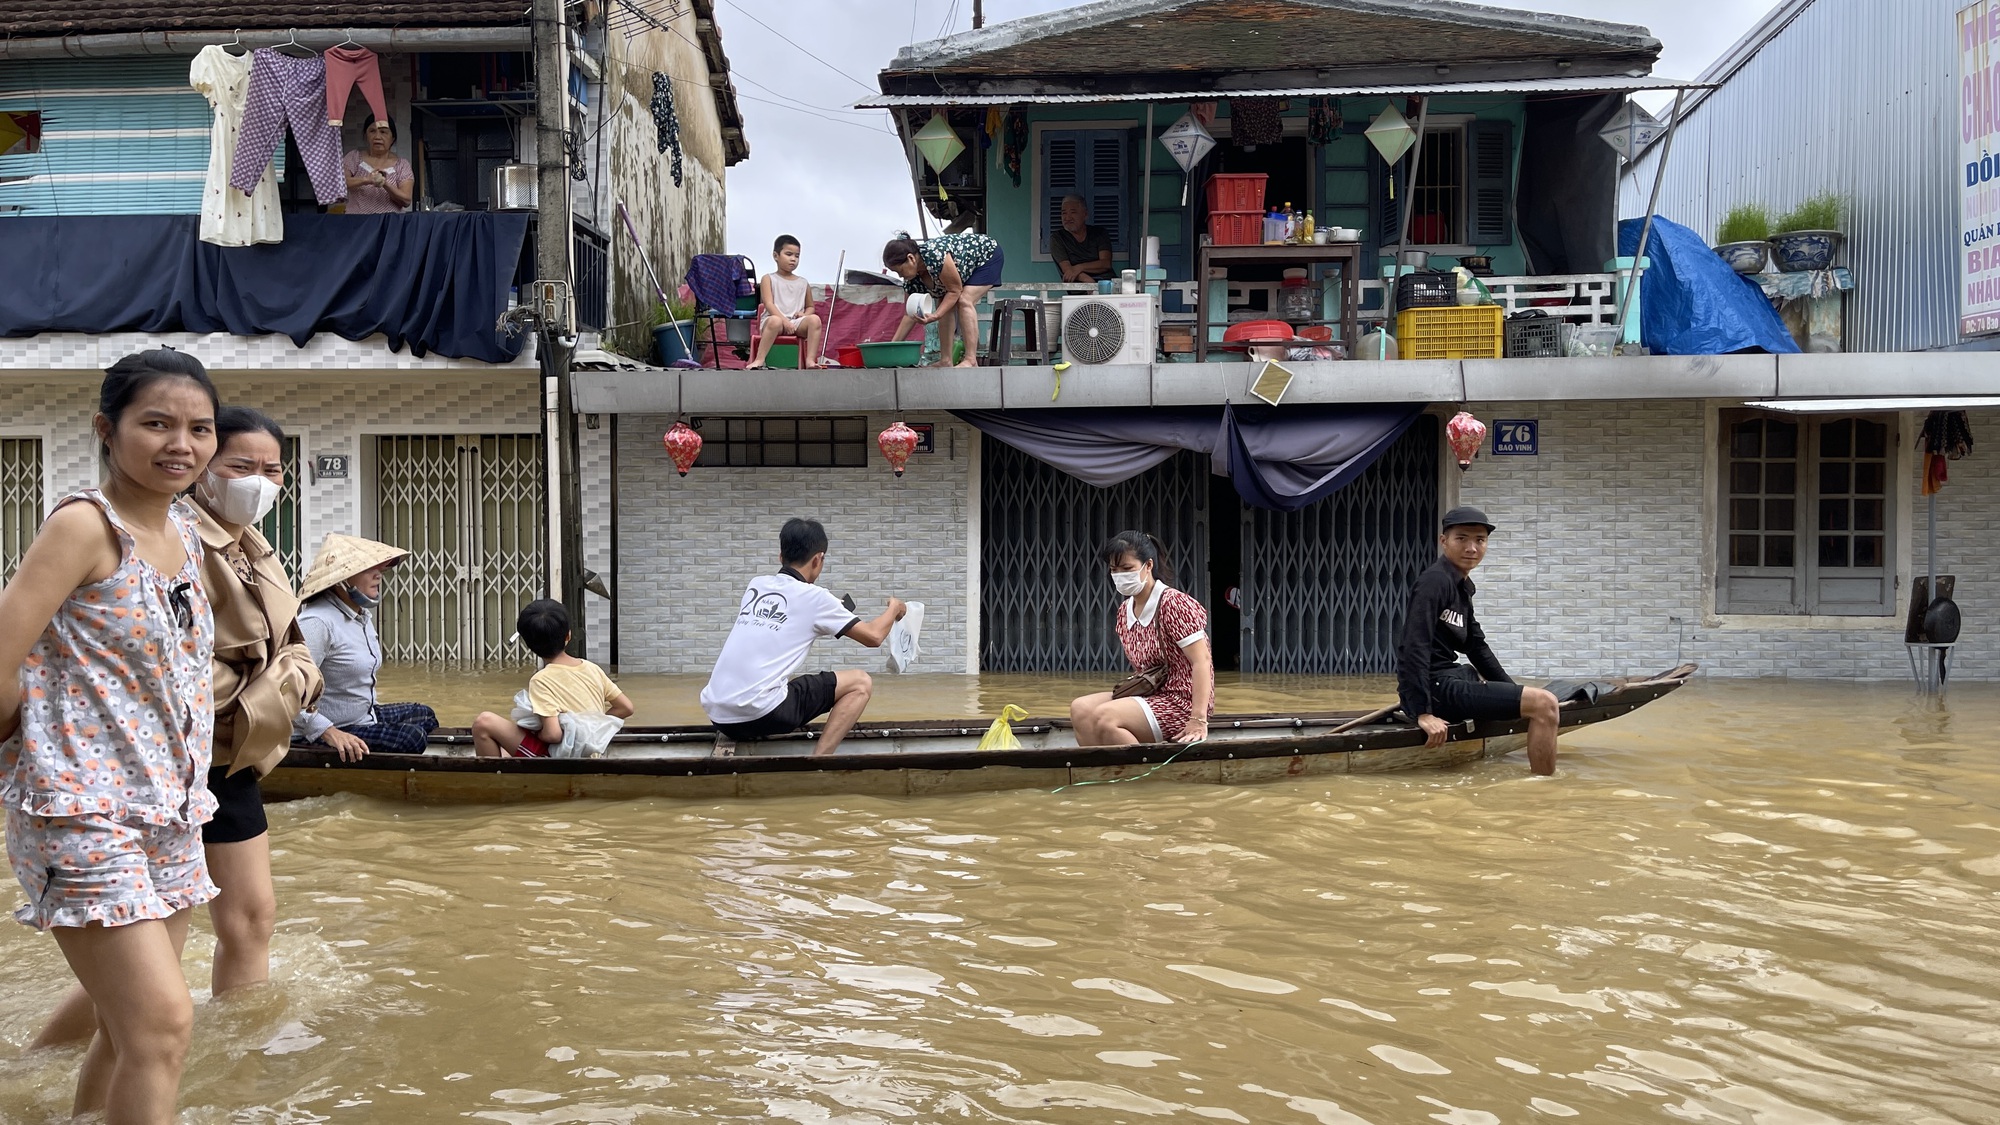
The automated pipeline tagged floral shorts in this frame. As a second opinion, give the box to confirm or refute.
[6,809,218,931]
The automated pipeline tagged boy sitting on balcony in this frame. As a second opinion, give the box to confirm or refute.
[471,600,635,758]
[746,234,825,369]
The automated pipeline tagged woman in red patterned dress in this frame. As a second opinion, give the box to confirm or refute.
[1069,531,1214,746]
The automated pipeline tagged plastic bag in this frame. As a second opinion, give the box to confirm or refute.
[976,704,1030,751]
[553,712,624,759]
[508,689,536,726]
[886,601,926,673]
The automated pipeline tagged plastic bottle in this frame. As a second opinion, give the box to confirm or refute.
[1282,202,1295,242]
[1301,211,1315,245]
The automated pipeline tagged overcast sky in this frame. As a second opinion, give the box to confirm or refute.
[710,0,1770,280]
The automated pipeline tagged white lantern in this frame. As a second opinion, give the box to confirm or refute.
[1364,102,1417,166]
[1159,113,1216,205]
[1597,100,1665,161]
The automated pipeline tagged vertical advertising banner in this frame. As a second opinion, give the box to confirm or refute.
[1963,2,2000,336]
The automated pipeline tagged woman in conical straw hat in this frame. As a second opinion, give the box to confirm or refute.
[291,533,438,757]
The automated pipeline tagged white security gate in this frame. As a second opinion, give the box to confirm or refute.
[256,436,303,583]
[0,438,43,583]
[374,434,544,665]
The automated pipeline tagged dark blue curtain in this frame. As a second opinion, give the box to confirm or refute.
[0,213,530,362]
[956,403,1423,511]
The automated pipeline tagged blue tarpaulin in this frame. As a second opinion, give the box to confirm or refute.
[1619,215,1799,356]
[0,212,529,362]
[955,404,1422,511]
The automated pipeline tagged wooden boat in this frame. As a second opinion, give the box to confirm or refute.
[262,665,1696,804]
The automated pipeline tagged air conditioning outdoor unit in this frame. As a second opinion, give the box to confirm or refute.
[1060,294,1157,366]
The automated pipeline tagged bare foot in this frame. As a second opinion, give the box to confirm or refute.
[953,359,979,368]
[744,363,767,370]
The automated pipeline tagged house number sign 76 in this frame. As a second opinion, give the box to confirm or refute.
[1492,420,1538,456]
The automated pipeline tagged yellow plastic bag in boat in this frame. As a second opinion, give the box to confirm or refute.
[977,704,1030,751]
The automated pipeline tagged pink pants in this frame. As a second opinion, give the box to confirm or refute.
[325,45,387,126]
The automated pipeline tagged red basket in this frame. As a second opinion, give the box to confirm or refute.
[1205,173,1268,214]
[1208,210,1261,246]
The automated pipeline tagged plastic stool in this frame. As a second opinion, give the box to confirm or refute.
[765,335,807,369]
[985,298,1053,365]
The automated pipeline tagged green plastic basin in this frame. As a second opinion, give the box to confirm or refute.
[857,340,923,368]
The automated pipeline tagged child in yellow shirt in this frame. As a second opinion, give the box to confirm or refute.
[472,600,634,757]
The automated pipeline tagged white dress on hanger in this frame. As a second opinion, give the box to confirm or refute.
[192,45,282,247]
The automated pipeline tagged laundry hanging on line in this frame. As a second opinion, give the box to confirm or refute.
[650,72,684,187]
[230,48,346,206]
[325,45,388,126]
[191,45,282,247]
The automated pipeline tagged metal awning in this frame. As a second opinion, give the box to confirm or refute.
[1744,397,2000,413]
[855,75,1706,110]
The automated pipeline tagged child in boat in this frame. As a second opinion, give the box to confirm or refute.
[745,234,825,369]
[471,600,634,758]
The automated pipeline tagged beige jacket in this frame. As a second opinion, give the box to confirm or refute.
[196,507,324,777]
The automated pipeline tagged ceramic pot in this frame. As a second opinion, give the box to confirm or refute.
[1768,230,1843,272]
[1714,240,1768,273]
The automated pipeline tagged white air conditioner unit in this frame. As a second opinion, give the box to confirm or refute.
[1060,294,1157,366]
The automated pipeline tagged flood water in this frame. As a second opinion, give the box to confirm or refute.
[4,676,2000,1124]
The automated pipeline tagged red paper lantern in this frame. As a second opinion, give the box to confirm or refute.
[877,421,919,477]
[1446,411,1487,471]
[662,421,702,476]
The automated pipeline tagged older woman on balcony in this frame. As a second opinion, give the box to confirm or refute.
[883,232,1004,369]
[343,114,413,214]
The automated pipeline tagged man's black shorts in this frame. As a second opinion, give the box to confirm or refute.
[715,671,839,740]
[1430,665,1524,722]
[202,765,270,844]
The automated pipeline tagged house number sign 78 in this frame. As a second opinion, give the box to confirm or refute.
[1492,420,1538,456]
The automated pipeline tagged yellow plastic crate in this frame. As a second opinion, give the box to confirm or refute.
[1396,305,1503,360]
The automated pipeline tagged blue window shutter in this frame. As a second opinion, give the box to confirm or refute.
[1040,131,1081,255]
[1466,120,1514,246]
[1041,127,1131,256]
[0,59,209,216]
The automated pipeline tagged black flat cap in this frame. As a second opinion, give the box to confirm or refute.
[1441,506,1495,532]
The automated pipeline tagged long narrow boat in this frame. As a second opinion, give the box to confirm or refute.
[262,665,1696,803]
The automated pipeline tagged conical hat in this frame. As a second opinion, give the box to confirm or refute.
[297,533,411,601]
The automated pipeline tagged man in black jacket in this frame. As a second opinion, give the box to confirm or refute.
[1395,507,1562,774]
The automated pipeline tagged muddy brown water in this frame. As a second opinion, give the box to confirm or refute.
[3,675,1999,1123]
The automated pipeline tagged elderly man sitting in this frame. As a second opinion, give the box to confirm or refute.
[1053,194,1115,284]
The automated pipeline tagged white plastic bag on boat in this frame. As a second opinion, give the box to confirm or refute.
[509,689,536,726]
[886,600,925,673]
[553,712,624,759]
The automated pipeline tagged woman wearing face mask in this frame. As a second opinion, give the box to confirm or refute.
[1068,530,1214,747]
[32,405,327,1051]
[291,534,436,758]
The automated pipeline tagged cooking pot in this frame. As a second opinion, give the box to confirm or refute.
[1398,250,1430,269]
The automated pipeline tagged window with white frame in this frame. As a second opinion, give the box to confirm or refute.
[1376,119,1512,250]
[1718,411,1896,616]
[0,437,42,584]
[1037,127,1130,258]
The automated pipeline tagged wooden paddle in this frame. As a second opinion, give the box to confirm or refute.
[1329,703,1400,734]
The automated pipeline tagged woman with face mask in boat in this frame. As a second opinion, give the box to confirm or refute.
[1068,530,1214,748]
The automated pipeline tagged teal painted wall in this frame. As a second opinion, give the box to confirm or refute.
[984,96,1532,284]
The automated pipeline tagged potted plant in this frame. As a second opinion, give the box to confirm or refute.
[650,295,701,366]
[1713,202,1771,273]
[1769,193,1845,272]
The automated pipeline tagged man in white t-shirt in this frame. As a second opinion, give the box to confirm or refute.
[700,518,907,755]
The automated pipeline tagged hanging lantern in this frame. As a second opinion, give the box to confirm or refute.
[662,421,702,477]
[1597,100,1665,162]
[913,112,966,199]
[878,421,919,477]
[1159,112,1217,206]
[1364,102,1417,166]
[1446,411,1487,471]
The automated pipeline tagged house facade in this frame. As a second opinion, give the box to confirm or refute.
[578,0,1996,688]
[0,0,746,667]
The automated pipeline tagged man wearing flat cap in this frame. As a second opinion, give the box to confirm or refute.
[1395,507,1561,774]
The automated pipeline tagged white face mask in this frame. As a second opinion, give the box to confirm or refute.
[1111,569,1147,598]
[197,471,281,526]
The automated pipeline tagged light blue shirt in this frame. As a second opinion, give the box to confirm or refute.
[294,594,382,741]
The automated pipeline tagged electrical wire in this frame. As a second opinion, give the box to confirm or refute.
[716,0,876,93]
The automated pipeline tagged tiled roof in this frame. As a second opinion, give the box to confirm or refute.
[6,2,529,37]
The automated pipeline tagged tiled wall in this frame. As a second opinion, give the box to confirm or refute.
[1458,401,1995,681]
[614,414,975,675]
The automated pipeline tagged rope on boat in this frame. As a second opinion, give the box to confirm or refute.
[1051,739,1205,794]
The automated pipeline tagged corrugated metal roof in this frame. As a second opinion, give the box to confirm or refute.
[5,1,527,36]
[855,75,1704,110]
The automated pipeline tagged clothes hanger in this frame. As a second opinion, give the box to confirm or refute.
[275,28,315,58]
[337,29,359,49]
[222,28,247,56]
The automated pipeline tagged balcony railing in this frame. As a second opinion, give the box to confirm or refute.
[514,218,610,333]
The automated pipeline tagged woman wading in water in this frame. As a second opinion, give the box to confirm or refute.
[0,350,220,1124]
[35,407,325,1056]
